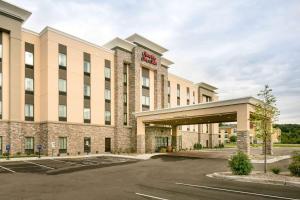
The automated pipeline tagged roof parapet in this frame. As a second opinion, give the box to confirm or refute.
[0,0,31,22]
[197,82,218,91]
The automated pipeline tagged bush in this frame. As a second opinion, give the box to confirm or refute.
[193,143,202,150]
[229,135,237,143]
[288,162,300,177]
[159,147,166,153]
[288,151,300,176]
[271,167,281,174]
[218,143,224,148]
[228,151,253,175]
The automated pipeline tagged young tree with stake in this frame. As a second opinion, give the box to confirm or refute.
[250,85,280,173]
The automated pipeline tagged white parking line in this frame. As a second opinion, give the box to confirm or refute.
[50,159,84,166]
[175,182,300,200]
[135,192,169,200]
[23,161,54,170]
[0,165,16,173]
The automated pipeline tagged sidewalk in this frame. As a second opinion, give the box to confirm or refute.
[0,153,163,162]
[207,171,300,188]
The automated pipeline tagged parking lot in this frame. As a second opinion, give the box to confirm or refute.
[0,156,139,175]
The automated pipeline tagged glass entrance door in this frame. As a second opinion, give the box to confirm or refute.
[84,137,91,153]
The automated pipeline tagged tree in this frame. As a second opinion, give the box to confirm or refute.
[229,135,237,143]
[250,85,280,173]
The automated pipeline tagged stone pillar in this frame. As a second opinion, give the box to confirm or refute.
[237,105,251,155]
[136,118,145,154]
[171,126,177,150]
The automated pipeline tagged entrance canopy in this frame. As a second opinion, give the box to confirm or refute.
[135,97,262,154]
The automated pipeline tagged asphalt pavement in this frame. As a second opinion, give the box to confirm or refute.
[0,155,299,200]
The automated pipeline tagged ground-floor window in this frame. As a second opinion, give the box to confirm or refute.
[0,136,2,155]
[84,137,91,153]
[59,137,67,154]
[25,137,34,155]
[155,137,169,152]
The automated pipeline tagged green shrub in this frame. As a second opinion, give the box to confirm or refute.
[228,151,253,175]
[288,162,300,177]
[288,151,300,176]
[218,143,224,148]
[193,143,202,150]
[229,135,237,143]
[271,167,281,174]
[159,147,166,153]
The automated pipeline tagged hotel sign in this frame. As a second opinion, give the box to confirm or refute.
[141,51,157,65]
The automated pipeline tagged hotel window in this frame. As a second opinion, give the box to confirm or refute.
[59,137,67,154]
[84,84,91,97]
[84,60,91,74]
[0,136,2,155]
[124,113,127,125]
[0,43,2,60]
[59,79,67,93]
[104,67,111,79]
[124,93,127,104]
[203,95,212,102]
[142,76,150,88]
[123,73,127,84]
[105,111,111,125]
[59,105,67,118]
[58,53,67,67]
[0,73,2,87]
[193,91,195,104]
[25,104,34,118]
[177,84,180,98]
[25,51,34,66]
[105,89,111,101]
[142,96,150,106]
[0,101,2,117]
[25,78,34,92]
[25,137,34,154]
[167,81,170,95]
[84,108,91,120]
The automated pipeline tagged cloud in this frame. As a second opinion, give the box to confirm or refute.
[7,0,300,123]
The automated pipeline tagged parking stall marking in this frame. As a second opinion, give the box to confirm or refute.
[50,159,85,166]
[0,165,16,173]
[135,192,169,200]
[175,182,300,200]
[23,161,54,170]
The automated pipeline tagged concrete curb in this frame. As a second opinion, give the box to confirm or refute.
[207,172,300,188]
[0,153,163,163]
[251,155,291,164]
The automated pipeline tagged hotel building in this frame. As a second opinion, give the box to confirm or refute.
[0,1,267,156]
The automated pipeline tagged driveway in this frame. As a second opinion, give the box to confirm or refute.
[0,155,299,200]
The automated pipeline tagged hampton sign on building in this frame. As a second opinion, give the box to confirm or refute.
[141,51,157,65]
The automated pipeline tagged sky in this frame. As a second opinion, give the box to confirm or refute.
[7,0,300,124]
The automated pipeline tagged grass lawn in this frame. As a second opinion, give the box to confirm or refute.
[273,143,300,147]
[225,143,300,148]
[224,143,236,148]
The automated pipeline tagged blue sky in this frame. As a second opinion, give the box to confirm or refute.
[8,0,300,123]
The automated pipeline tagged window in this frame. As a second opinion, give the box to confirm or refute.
[25,104,34,117]
[0,101,2,116]
[25,78,34,91]
[59,105,67,118]
[59,137,67,153]
[123,73,127,84]
[167,81,170,95]
[84,108,91,120]
[105,89,111,100]
[84,61,91,73]
[142,76,150,87]
[124,113,127,125]
[58,79,67,93]
[104,67,111,79]
[0,44,2,59]
[58,53,67,67]
[0,73,2,87]
[124,93,127,104]
[142,96,150,106]
[25,137,34,154]
[177,84,180,98]
[105,111,111,124]
[25,51,34,66]
[0,136,2,154]
[193,91,195,104]
[84,84,91,97]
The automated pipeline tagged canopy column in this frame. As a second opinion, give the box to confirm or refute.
[136,118,145,153]
[237,105,251,155]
